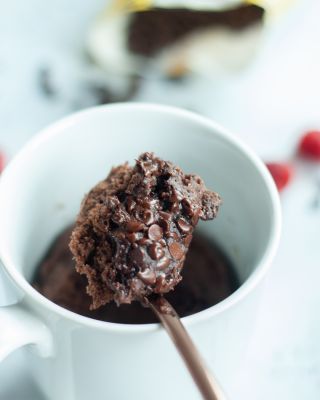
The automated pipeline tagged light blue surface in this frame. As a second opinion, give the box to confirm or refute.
[1,0,320,398]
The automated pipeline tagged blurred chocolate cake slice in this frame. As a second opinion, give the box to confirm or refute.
[87,2,265,80]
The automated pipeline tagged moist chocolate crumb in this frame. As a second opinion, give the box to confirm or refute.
[70,152,221,309]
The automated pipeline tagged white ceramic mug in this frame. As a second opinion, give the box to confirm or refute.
[0,103,281,400]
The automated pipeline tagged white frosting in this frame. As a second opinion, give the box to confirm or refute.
[87,10,263,79]
[87,13,137,75]
[154,23,263,77]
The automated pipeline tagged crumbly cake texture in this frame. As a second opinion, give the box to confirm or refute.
[70,152,221,309]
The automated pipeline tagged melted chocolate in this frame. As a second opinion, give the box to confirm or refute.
[33,226,239,324]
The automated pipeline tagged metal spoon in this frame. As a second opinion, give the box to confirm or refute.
[145,296,227,400]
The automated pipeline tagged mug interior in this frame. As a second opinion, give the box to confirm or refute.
[0,104,277,320]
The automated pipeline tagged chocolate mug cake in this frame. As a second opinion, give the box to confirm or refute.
[33,153,239,323]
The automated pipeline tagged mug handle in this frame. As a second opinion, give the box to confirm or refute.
[0,303,53,362]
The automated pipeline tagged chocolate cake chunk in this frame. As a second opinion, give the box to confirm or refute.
[128,4,264,56]
[70,152,221,308]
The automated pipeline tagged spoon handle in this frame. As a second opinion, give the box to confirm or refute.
[147,297,227,400]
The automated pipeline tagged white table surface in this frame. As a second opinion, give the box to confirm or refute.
[1,0,320,399]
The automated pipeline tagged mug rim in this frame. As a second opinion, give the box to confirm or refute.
[0,103,281,333]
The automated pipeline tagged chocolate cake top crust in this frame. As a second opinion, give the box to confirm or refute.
[70,152,221,308]
[128,4,264,56]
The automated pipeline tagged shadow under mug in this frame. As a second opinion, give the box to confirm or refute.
[0,103,281,400]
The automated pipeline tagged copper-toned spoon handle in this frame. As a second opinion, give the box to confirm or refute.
[147,297,227,400]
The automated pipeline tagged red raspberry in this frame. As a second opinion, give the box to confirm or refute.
[298,130,320,161]
[266,162,293,192]
[0,151,5,174]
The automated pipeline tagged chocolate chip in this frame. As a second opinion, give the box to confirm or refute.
[182,199,193,217]
[137,238,152,246]
[177,218,192,233]
[148,243,165,260]
[148,224,163,241]
[159,211,171,221]
[169,242,184,260]
[138,269,156,285]
[167,231,180,241]
[157,257,170,270]
[169,193,179,212]
[159,218,170,233]
[126,220,145,232]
